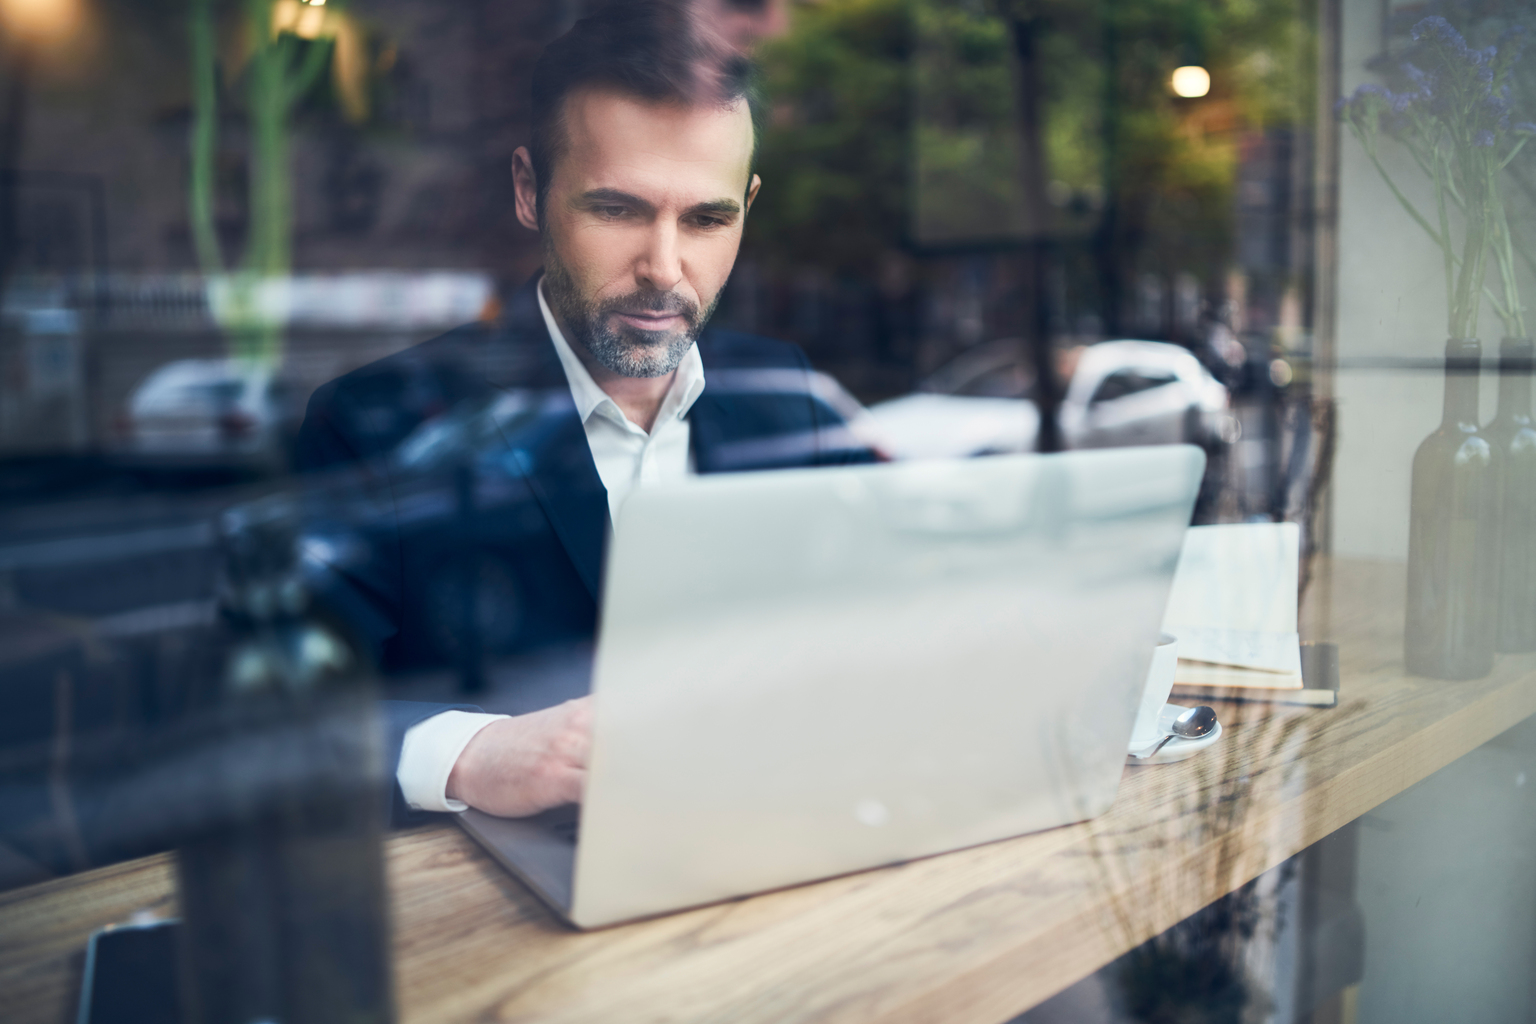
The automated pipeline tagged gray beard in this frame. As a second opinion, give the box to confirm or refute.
[542,248,719,379]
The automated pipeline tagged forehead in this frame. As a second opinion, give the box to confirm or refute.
[555,88,755,200]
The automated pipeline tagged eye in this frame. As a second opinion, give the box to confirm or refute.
[691,215,729,230]
[594,205,629,219]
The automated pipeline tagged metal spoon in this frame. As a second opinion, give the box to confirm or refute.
[1136,705,1219,759]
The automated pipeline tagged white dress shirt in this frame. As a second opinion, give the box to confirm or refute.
[536,277,706,523]
[394,276,706,812]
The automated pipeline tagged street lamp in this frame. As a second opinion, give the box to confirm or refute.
[0,0,81,43]
[1170,65,1211,98]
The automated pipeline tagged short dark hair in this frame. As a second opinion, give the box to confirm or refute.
[528,1,760,223]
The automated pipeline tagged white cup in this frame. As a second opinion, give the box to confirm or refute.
[1129,633,1179,749]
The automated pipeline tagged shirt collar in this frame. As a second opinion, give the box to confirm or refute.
[537,276,706,429]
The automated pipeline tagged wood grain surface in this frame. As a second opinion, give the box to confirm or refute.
[5,558,1534,1024]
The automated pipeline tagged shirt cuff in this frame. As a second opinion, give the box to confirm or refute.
[397,710,508,813]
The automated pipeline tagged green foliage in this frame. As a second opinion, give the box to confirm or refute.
[748,0,912,273]
[911,1,1029,245]
[748,0,1313,288]
[189,0,348,365]
[1105,0,1313,280]
[1039,25,1105,193]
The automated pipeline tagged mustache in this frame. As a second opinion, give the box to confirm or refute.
[598,291,700,321]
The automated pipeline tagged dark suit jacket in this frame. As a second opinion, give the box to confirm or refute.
[296,275,875,820]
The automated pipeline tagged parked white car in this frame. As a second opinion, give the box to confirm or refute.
[869,339,1236,460]
[117,358,293,470]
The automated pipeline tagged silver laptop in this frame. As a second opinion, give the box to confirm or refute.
[459,445,1205,928]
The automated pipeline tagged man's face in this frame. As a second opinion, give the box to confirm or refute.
[515,89,760,378]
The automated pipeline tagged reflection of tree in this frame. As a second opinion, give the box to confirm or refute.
[1037,0,1314,336]
[750,0,1313,338]
[912,3,1033,245]
[751,0,911,276]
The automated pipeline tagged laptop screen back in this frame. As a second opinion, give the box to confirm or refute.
[573,446,1204,927]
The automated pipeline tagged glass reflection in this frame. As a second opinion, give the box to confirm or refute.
[0,0,1532,1022]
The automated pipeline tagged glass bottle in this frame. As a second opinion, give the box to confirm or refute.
[177,496,394,1024]
[1404,339,1501,679]
[1485,338,1536,652]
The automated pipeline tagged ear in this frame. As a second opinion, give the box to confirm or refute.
[512,147,541,232]
[744,174,761,214]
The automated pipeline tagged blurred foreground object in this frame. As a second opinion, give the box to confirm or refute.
[177,495,392,1024]
[1405,340,1499,680]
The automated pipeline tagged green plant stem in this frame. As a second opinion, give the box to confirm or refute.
[1509,215,1536,284]
[1456,144,1491,340]
[1498,135,1530,172]
[1433,139,1458,335]
[189,0,343,368]
[1352,129,1449,249]
[188,0,223,275]
[1489,164,1525,336]
[1349,116,1524,338]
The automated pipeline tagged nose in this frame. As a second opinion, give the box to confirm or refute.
[635,220,683,293]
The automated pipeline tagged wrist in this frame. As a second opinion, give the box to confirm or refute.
[397,710,506,814]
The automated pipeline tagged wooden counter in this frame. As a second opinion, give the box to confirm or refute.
[6,558,1536,1024]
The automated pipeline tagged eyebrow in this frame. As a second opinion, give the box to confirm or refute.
[575,188,741,218]
[576,188,650,211]
[688,199,742,217]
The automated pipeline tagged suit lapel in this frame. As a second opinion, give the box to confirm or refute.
[508,418,608,600]
[687,390,735,475]
[486,276,610,600]
[688,338,736,475]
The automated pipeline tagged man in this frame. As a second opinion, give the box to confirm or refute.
[297,3,873,824]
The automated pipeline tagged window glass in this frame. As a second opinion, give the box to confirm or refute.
[1091,367,1180,404]
[2,2,1535,1023]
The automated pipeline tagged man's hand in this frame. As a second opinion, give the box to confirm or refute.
[446,697,592,817]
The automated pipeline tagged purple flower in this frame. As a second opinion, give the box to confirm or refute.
[1338,82,1421,138]
[1486,93,1512,128]
[1413,16,1471,59]
[1338,83,1391,119]
[1348,15,1535,146]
